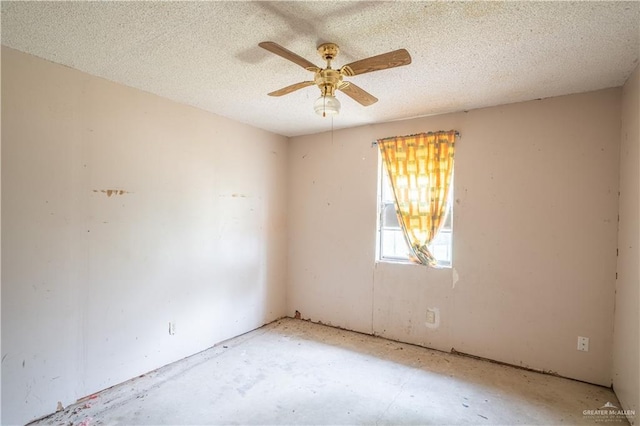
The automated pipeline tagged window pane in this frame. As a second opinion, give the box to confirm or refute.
[442,204,452,228]
[381,203,400,229]
[380,229,410,259]
[381,167,395,202]
[429,230,452,266]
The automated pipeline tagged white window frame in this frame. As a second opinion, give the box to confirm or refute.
[376,153,453,267]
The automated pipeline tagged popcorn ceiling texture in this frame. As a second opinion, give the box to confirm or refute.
[2,1,638,137]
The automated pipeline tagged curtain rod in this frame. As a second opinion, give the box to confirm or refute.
[371,130,460,147]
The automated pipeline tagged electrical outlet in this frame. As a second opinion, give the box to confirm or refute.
[426,310,436,324]
[169,322,176,336]
[577,336,589,352]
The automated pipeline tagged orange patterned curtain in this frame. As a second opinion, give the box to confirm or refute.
[378,131,456,266]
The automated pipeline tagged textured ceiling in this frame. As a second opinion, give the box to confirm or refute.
[2,1,639,137]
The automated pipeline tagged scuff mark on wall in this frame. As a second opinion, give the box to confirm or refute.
[92,189,132,197]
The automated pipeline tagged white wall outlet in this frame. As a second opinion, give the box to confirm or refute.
[169,322,176,336]
[426,310,436,324]
[577,336,589,352]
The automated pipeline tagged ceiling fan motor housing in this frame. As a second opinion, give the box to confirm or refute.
[315,69,343,96]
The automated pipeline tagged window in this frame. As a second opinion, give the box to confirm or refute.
[377,155,453,267]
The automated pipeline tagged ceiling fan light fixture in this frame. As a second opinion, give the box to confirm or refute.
[314,94,341,117]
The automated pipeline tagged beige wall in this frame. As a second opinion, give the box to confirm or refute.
[1,47,288,425]
[288,88,622,386]
[613,65,639,422]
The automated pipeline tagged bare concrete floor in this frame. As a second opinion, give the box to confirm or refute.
[33,318,626,425]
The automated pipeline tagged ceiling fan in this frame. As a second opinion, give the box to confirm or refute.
[259,41,412,117]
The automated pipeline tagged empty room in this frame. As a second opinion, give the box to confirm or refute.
[1,1,639,425]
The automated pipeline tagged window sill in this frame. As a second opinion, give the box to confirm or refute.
[376,258,452,269]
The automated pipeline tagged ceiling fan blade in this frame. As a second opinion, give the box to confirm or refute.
[268,81,315,97]
[341,49,411,77]
[259,41,320,71]
[338,82,378,106]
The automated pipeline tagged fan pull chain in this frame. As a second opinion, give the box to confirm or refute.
[331,116,334,145]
